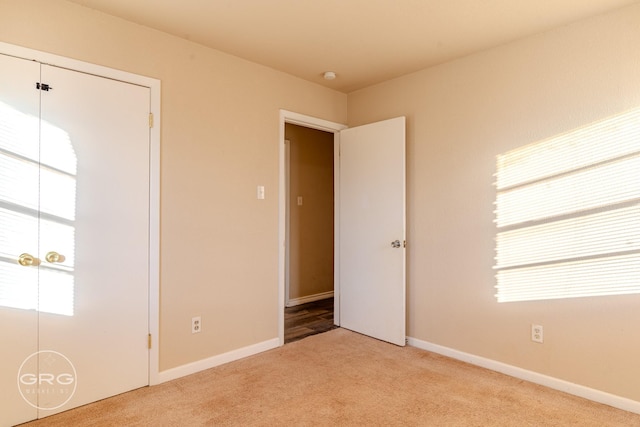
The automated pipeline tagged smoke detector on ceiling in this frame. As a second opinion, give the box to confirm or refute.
[323,71,336,80]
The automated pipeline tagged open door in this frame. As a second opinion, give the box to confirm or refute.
[339,117,406,346]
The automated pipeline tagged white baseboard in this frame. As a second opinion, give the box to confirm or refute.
[407,337,640,415]
[153,337,280,385]
[286,291,334,307]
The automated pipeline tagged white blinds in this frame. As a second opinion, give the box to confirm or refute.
[494,109,640,302]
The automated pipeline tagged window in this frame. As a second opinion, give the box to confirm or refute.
[494,108,640,302]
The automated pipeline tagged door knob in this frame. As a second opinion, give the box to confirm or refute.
[45,251,66,264]
[391,240,401,248]
[18,253,41,267]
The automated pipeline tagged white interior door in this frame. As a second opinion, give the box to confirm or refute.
[0,54,150,425]
[0,51,41,427]
[339,117,406,346]
[37,64,150,416]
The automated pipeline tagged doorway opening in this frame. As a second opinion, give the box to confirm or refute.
[278,111,347,345]
[284,298,337,343]
[284,123,336,343]
[279,111,407,347]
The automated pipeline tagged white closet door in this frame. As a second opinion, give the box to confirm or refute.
[0,53,151,425]
[37,64,150,416]
[0,53,41,427]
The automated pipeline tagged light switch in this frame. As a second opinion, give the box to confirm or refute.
[297,196,303,206]
[257,185,265,200]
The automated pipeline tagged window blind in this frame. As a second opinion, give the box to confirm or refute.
[494,109,640,302]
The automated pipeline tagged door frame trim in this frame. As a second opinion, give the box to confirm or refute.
[0,42,162,385]
[278,110,347,345]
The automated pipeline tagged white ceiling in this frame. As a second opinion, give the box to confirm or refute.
[67,0,637,93]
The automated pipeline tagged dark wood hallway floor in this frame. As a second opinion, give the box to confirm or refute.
[284,297,337,343]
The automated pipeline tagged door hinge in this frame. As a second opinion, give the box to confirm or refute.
[35,82,52,91]
[148,333,152,349]
[149,113,154,128]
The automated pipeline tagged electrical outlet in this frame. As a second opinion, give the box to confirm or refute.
[531,324,543,343]
[192,316,201,334]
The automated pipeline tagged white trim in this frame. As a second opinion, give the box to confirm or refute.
[286,291,334,307]
[278,110,347,346]
[284,139,291,307]
[147,81,161,387]
[407,337,640,415]
[0,42,158,89]
[0,42,162,387]
[282,110,347,133]
[155,338,280,384]
[333,132,341,326]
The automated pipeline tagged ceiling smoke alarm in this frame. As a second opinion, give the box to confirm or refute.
[323,71,336,80]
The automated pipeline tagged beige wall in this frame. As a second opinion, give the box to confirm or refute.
[348,4,640,401]
[285,124,334,301]
[0,0,347,370]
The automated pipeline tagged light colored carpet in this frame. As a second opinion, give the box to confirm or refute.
[22,328,640,426]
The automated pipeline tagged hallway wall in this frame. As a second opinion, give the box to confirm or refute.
[285,124,334,303]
